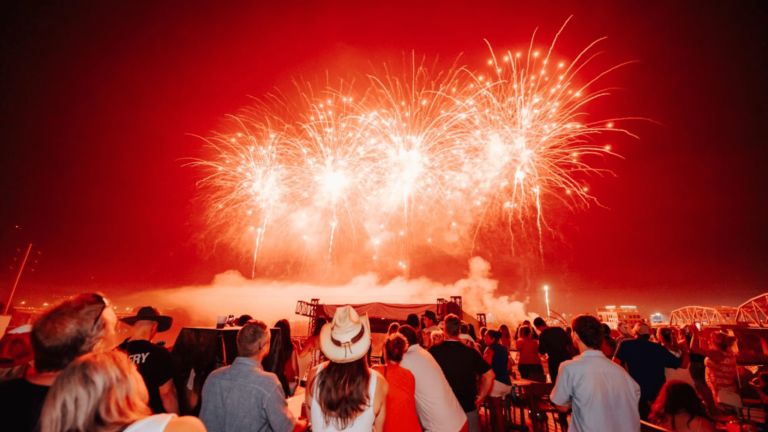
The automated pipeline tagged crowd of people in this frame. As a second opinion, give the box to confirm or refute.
[0,293,757,432]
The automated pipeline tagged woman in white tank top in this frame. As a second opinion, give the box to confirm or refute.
[39,351,204,432]
[305,306,388,432]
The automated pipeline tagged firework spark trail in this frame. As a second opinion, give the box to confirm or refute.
[190,29,635,277]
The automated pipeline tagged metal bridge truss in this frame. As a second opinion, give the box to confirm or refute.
[736,293,768,327]
[669,306,738,327]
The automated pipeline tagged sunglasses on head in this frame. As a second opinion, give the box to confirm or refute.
[86,293,109,330]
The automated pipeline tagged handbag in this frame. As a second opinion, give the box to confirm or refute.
[716,388,743,408]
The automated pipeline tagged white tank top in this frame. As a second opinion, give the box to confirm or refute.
[123,414,176,432]
[311,363,377,432]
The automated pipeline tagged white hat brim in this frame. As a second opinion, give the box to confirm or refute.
[319,314,371,363]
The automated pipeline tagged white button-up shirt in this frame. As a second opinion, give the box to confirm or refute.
[550,350,641,432]
[400,345,467,432]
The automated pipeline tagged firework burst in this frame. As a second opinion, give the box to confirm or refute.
[190,26,634,277]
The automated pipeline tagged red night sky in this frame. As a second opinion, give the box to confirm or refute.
[1,1,766,318]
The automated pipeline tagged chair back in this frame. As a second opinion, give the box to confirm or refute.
[527,382,555,397]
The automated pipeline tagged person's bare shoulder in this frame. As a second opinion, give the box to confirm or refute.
[164,416,207,432]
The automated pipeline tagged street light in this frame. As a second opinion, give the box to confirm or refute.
[544,285,550,325]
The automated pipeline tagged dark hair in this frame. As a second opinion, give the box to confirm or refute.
[398,325,419,347]
[274,319,294,356]
[406,314,420,329]
[520,327,531,338]
[313,357,370,430]
[533,317,547,328]
[384,333,408,363]
[313,318,327,336]
[486,329,502,343]
[31,293,110,372]
[659,327,673,345]
[601,324,612,338]
[444,314,461,337]
[460,323,469,335]
[480,327,488,336]
[387,322,400,335]
[650,380,713,430]
[499,324,511,339]
[468,324,477,341]
[236,314,253,326]
[572,315,603,350]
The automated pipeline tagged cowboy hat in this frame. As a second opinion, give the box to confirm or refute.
[320,305,371,363]
[120,306,173,333]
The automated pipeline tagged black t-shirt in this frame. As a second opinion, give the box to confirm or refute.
[537,327,573,363]
[121,339,174,413]
[429,340,492,413]
[0,378,50,432]
[614,338,682,402]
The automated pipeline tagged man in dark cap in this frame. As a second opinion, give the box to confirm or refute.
[119,306,178,414]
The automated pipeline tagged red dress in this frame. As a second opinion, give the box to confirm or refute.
[380,364,422,432]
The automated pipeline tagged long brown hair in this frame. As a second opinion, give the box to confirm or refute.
[650,380,713,431]
[312,357,371,429]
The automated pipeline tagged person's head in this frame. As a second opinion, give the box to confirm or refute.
[120,307,172,341]
[565,326,573,336]
[533,317,547,330]
[618,322,629,335]
[480,327,488,338]
[236,314,253,326]
[398,325,419,347]
[632,322,651,340]
[485,329,502,346]
[650,380,711,429]
[384,333,408,364]
[571,315,604,351]
[313,318,327,337]
[601,324,612,338]
[444,314,461,338]
[522,320,531,326]
[499,324,511,339]
[387,322,400,335]
[237,320,270,361]
[468,323,477,341]
[274,319,293,355]
[406,314,420,329]
[659,327,674,345]
[422,311,438,328]
[313,356,370,430]
[460,323,470,335]
[31,293,117,373]
[710,332,737,353]
[520,326,532,339]
[431,331,445,346]
[40,351,151,432]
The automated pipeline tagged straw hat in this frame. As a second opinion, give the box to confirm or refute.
[320,306,371,363]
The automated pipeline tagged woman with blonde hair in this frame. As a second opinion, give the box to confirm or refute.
[40,351,205,432]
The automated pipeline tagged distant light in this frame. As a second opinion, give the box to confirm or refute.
[544,285,549,291]
[620,306,636,309]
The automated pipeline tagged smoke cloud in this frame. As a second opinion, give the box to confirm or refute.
[117,256,538,341]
